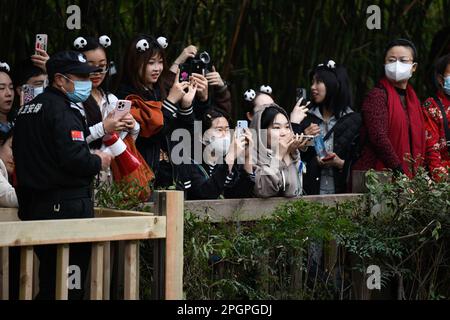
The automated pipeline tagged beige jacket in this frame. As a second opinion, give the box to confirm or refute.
[0,159,18,207]
[250,104,303,198]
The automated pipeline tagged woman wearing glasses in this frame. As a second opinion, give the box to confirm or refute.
[353,39,426,178]
[73,36,139,150]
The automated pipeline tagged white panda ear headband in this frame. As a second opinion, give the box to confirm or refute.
[0,62,10,73]
[259,85,272,95]
[73,37,88,50]
[74,36,112,50]
[243,89,257,102]
[317,60,337,70]
[136,36,168,52]
[99,35,112,48]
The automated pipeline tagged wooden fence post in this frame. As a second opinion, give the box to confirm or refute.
[0,247,8,300]
[124,240,138,300]
[90,242,104,300]
[55,244,69,300]
[19,246,33,300]
[153,191,184,300]
[164,191,184,300]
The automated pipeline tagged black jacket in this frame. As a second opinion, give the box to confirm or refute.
[13,86,101,192]
[176,161,255,200]
[294,109,361,195]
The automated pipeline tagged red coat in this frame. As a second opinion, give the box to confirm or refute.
[422,92,450,180]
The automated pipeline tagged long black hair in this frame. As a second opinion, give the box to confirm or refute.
[309,60,352,119]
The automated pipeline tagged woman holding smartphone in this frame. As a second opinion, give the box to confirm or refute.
[73,36,139,185]
[176,108,255,200]
[295,60,361,195]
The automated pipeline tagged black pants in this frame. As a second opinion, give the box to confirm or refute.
[16,187,94,300]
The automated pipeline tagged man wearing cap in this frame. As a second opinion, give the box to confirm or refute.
[12,51,113,300]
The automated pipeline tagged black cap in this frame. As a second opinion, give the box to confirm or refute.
[46,51,102,80]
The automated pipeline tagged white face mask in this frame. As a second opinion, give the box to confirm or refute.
[206,135,231,156]
[385,61,414,82]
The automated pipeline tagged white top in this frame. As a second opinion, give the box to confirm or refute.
[86,92,140,145]
[0,159,18,208]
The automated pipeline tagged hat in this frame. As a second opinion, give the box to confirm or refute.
[46,51,102,79]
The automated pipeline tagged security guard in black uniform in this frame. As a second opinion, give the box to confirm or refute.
[12,51,113,300]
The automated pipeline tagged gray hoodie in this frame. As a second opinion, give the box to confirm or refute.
[250,104,303,198]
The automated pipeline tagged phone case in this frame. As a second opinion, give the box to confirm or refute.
[114,100,131,120]
[179,64,190,82]
[22,85,35,105]
[35,34,48,53]
[236,120,248,137]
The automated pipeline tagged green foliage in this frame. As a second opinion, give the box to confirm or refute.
[94,179,150,211]
[183,168,450,300]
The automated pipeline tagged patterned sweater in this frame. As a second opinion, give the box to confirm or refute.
[422,92,450,178]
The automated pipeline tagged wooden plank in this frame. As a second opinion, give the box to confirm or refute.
[124,240,138,300]
[90,242,104,300]
[152,192,167,300]
[19,246,33,300]
[164,191,184,300]
[102,242,111,300]
[55,244,69,300]
[0,208,19,222]
[0,247,8,300]
[183,194,363,222]
[0,216,166,247]
[94,207,154,218]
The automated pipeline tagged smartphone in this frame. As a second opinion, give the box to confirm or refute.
[179,63,191,83]
[303,134,315,147]
[35,34,48,55]
[114,100,132,120]
[296,88,308,105]
[236,120,248,138]
[314,135,332,160]
[22,85,36,105]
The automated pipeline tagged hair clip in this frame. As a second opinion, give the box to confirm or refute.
[260,85,272,94]
[0,62,10,72]
[73,37,88,50]
[244,89,256,102]
[99,35,111,48]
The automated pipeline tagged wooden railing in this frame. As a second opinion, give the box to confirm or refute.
[0,190,184,300]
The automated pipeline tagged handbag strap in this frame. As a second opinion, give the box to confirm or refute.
[432,96,450,152]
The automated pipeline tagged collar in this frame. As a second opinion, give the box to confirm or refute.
[308,105,353,121]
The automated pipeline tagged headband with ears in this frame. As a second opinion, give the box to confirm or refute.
[243,89,257,102]
[136,36,168,52]
[317,59,337,70]
[259,85,272,94]
[0,62,10,73]
[73,35,112,50]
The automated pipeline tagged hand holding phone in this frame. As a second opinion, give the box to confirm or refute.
[296,88,308,105]
[35,34,48,55]
[303,134,315,147]
[113,100,132,120]
[236,120,248,139]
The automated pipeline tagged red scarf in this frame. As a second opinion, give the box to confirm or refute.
[377,78,425,177]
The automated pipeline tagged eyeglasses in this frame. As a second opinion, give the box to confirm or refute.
[89,64,109,75]
[386,57,414,64]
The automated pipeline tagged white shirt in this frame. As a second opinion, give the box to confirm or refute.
[86,91,140,145]
[0,159,18,208]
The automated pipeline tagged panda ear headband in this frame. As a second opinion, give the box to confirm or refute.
[0,62,10,73]
[73,35,112,50]
[316,60,337,74]
[136,36,168,53]
[243,85,273,102]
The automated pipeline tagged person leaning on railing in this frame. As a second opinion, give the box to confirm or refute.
[12,51,113,300]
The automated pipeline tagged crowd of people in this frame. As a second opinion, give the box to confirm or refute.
[0,34,449,299]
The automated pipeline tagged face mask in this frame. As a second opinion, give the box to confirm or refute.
[33,86,44,97]
[207,135,231,156]
[385,61,414,82]
[443,76,450,96]
[62,75,92,103]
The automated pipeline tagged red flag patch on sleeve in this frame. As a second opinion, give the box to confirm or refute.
[71,130,85,141]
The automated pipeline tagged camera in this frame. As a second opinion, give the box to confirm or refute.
[179,51,211,82]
